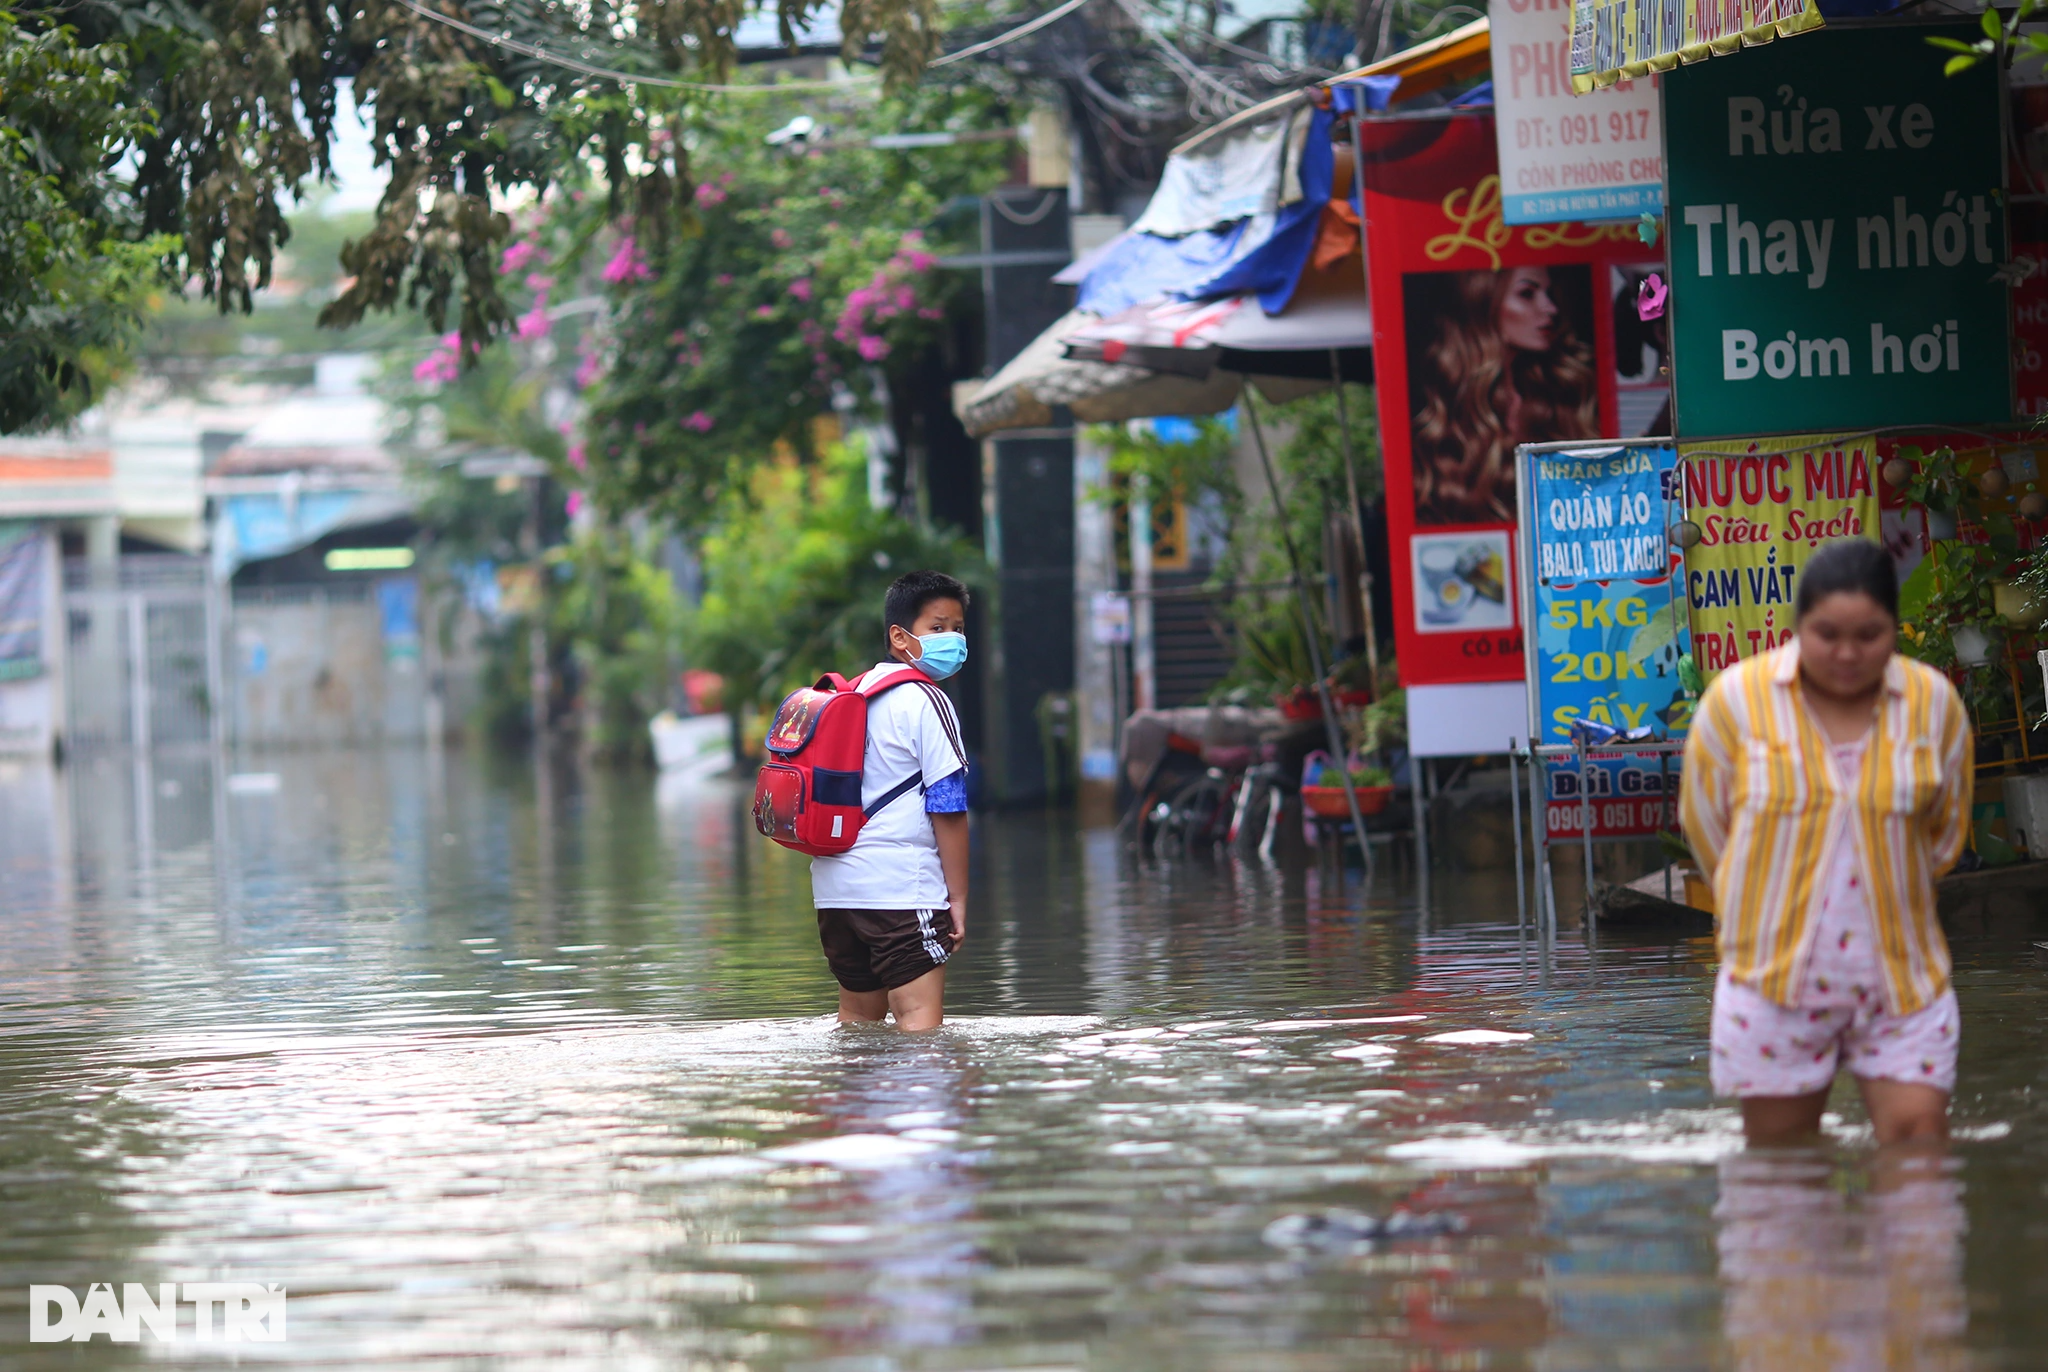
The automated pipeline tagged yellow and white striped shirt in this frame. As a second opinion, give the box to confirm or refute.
[1679,640,1972,1016]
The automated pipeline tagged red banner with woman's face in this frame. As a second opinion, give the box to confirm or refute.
[1363,111,1662,688]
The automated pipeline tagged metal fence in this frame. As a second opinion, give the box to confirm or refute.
[62,556,213,751]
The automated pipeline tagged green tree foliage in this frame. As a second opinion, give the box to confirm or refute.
[550,526,683,758]
[1088,415,1242,526]
[687,440,981,717]
[1,0,950,432]
[570,86,1010,525]
[1090,389,1380,697]
[0,13,175,429]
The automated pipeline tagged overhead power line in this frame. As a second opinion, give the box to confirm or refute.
[926,0,1095,67]
[390,0,876,93]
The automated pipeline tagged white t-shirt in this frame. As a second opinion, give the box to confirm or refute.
[809,663,968,909]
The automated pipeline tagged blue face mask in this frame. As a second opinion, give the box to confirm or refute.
[912,631,968,680]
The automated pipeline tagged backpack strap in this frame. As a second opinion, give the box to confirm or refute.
[853,664,933,698]
[847,665,942,820]
[863,769,925,818]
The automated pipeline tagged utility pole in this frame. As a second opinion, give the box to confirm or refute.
[525,475,550,743]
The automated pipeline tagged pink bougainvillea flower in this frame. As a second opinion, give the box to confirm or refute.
[753,304,775,319]
[412,351,458,383]
[683,411,715,433]
[856,335,890,362]
[567,442,587,472]
[715,273,735,287]
[670,330,690,345]
[514,296,552,341]
[917,307,943,320]
[788,278,813,302]
[411,332,463,382]
[525,273,554,292]
[771,228,792,249]
[905,250,937,273]
[565,490,585,518]
[575,350,605,390]
[694,183,728,207]
[500,240,544,275]
[601,235,651,284]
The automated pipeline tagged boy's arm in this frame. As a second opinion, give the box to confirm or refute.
[910,681,972,950]
[931,811,969,949]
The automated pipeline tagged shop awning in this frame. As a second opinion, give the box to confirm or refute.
[955,308,1244,437]
[958,259,1372,437]
[1060,266,1372,380]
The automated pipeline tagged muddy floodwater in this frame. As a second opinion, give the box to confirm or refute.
[3,748,2047,1369]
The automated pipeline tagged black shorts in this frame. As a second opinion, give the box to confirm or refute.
[817,907,954,993]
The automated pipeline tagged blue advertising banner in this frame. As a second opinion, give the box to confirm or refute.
[0,522,44,682]
[1522,442,1690,838]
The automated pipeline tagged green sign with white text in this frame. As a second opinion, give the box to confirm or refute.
[1664,24,2010,438]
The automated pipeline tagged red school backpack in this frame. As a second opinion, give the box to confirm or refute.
[752,665,934,856]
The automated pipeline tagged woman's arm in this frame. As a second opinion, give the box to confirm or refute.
[1679,678,1738,879]
[1925,683,1975,878]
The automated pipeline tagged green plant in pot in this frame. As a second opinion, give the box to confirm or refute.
[1896,447,2022,670]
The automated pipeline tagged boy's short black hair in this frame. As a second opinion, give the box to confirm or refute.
[885,570,970,633]
[1795,539,1899,622]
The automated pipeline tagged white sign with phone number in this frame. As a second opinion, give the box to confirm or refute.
[1487,0,1663,225]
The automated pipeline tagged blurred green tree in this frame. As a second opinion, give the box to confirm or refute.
[0,14,175,429]
[0,0,948,431]
[687,439,982,724]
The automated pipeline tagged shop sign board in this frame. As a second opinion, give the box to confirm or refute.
[1570,0,1823,94]
[1664,24,2011,439]
[0,521,44,681]
[1520,441,1690,840]
[1676,431,1882,680]
[1490,0,1663,224]
[1361,111,1662,715]
[1540,749,1684,840]
[1522,441,1692,742]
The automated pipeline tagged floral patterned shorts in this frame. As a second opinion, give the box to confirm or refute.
[1709,969,1959,1099]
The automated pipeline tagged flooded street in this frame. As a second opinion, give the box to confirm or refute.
[4,748,2047,1369]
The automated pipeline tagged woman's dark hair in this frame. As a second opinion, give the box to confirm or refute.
[1795,540,1899,622]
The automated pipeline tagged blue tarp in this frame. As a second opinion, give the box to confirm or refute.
[212,490,411,578]
[1180,106,1337,313]
[1075,86,1410,319]
[1076,220,1260,317]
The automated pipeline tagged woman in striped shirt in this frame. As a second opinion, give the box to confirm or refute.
[1681,540,1973,1146]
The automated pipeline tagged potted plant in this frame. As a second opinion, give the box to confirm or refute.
[1301,754,1396,817]
[1894,446,2028,669]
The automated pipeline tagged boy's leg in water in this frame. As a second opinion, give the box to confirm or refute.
[839,988,890,1023]
[1740,1087,1831,1145]
[1859,1078,1949,1145]
[887,966,946,1031]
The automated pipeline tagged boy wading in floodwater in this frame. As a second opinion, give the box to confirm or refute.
[1681,540,1973,1146]
[810,571,971,1030]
